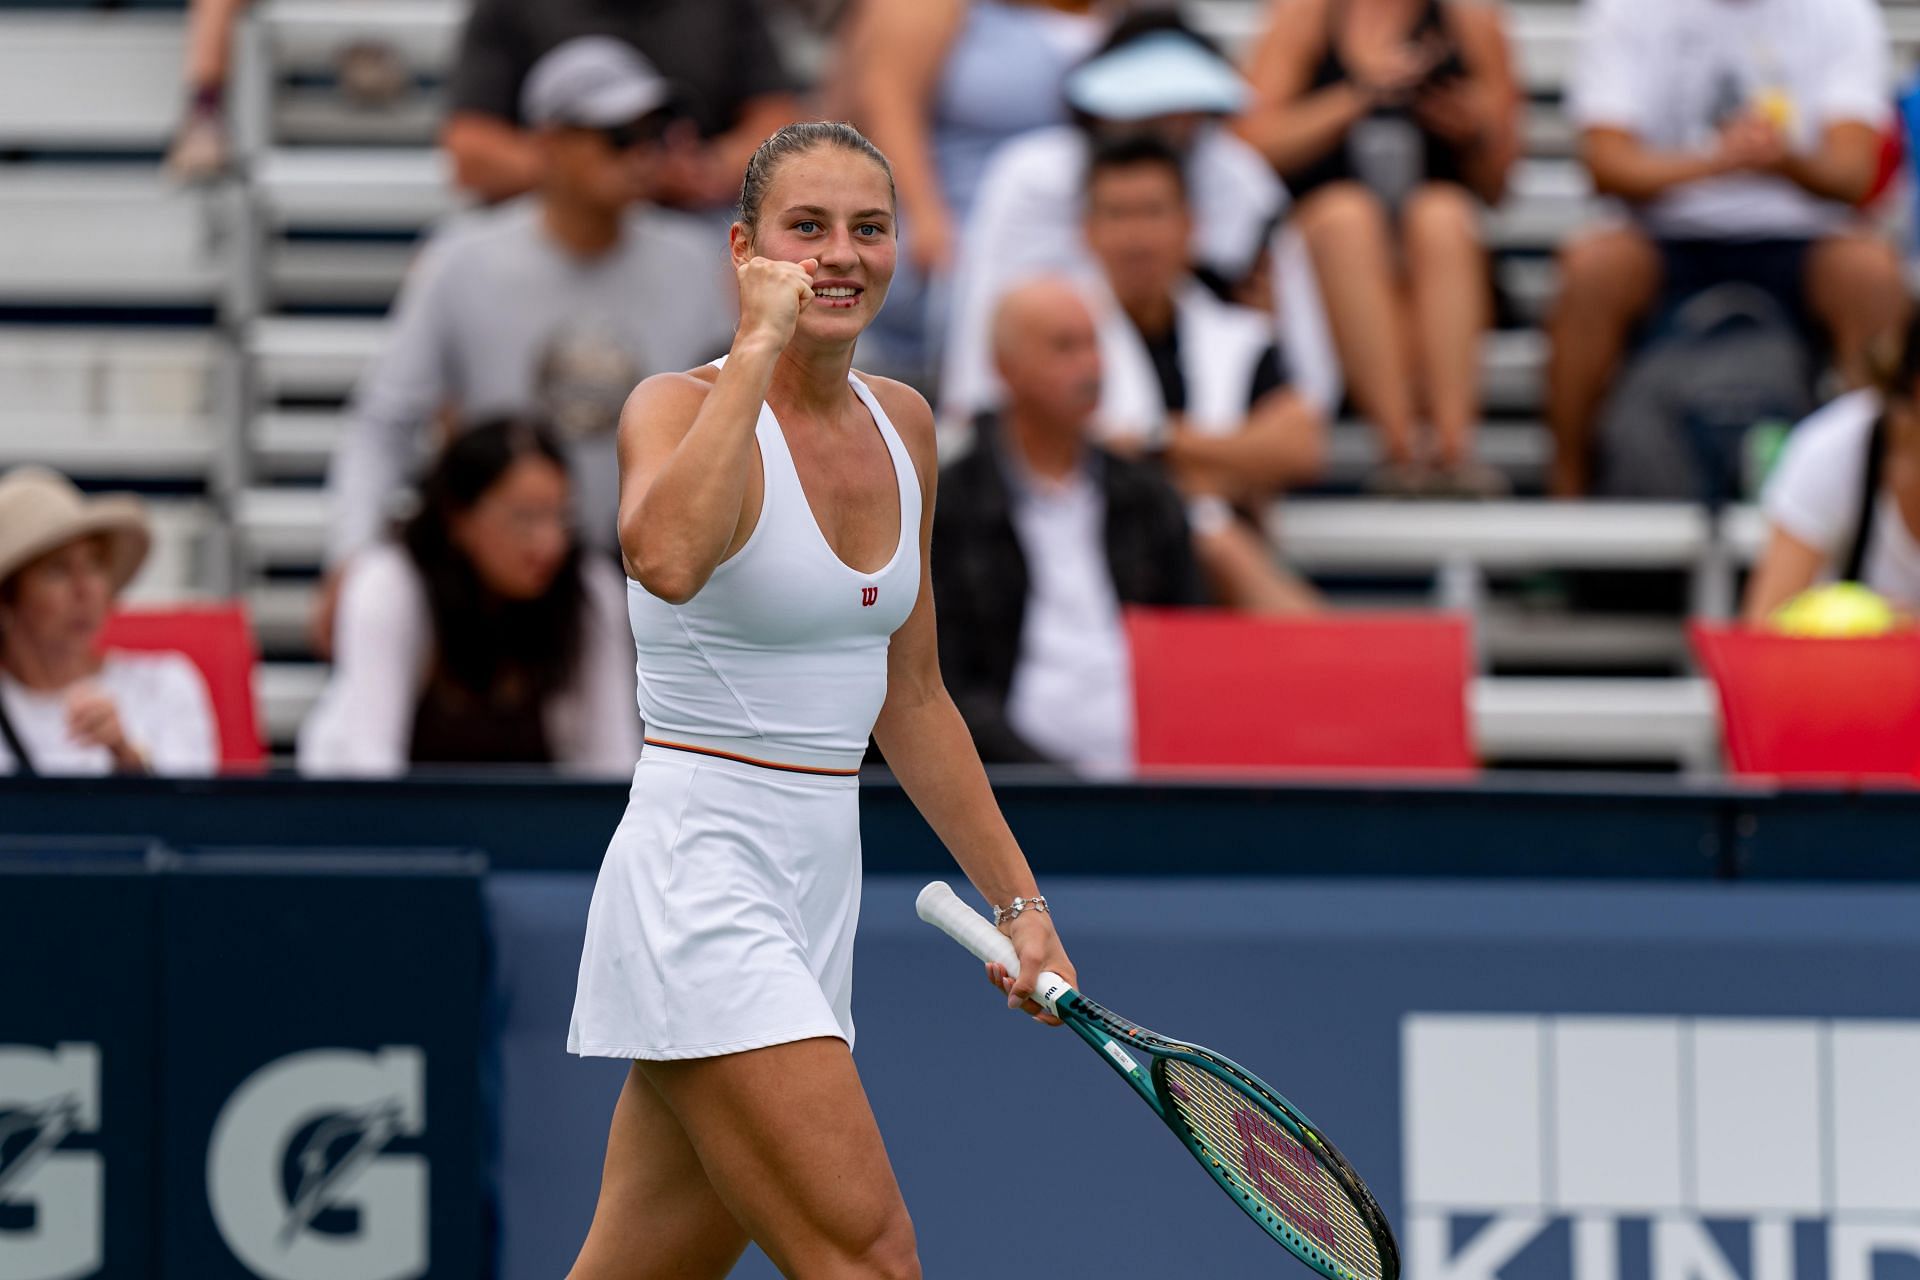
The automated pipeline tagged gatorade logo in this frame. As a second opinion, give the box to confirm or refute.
[206,1047,428,1280]
[0,1043,103,1280]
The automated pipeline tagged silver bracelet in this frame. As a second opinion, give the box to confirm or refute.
[993,895,1049,927]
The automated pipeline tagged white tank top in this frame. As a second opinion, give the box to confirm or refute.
[628,369,922,761]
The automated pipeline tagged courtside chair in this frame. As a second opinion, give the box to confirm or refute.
[1690,622,1920,783]
[1126,608,1476,776]
[100,603,265,771]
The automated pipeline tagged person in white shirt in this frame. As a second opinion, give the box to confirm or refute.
[932,279,1203,772]
[1747,312,1920,619]
[0,467,216,776]
[300,420,639,776]
[1547,0,1907,497]
[940,12,1342,425]
[1079,131,1324,613]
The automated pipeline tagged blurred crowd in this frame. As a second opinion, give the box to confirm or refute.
[5,0,1918,780]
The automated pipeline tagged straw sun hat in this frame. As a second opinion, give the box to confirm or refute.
[0,467,151,595]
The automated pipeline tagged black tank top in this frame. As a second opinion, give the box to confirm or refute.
[1286,0,1472,203]
[407,666,552,767]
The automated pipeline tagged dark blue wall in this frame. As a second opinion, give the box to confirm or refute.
[6,770,1920,1279]
[489,874,1920,1280]
[1,770,1916,880]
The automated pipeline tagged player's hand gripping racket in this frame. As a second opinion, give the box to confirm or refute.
[916,882,1400,1280]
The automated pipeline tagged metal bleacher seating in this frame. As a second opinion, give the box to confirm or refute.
[228,2,464,667]
[13,0,1917,767]
[222,0,1902,765]
[0,5,234,604]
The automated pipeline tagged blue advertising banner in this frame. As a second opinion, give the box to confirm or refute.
[157,852,489,1280]
[490,875,1920,1280]
[0,844,158,1280]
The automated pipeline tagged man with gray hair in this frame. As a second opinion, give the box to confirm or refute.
[323,37,736,598]
[932,280,1202,772]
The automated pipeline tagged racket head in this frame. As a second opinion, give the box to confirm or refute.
[1149,1050,1399,1280]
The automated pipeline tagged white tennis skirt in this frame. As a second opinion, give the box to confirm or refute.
[568,740,862,1060]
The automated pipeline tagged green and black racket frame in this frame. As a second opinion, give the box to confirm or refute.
[916,882,1400,1280]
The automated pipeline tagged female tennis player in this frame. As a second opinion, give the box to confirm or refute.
[566,121,1075,1280]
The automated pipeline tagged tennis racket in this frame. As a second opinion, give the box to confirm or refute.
[915,881,1400,1280]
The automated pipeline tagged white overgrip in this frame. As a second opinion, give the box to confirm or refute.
[916,881,1018,969]
[915,881,1069,1016]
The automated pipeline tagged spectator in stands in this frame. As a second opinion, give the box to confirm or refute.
[1746,310,1920,619]
[1081,132,1323,611]
[0,468,215,776]
[941,11,1341,424]
[1547,0,1907,497]
[443,0,801,209]
[302,420,639,776]
[1235,0,1521,496]
[325,38,735,593]
[846,0,1107,383]
[933,280,1202,772]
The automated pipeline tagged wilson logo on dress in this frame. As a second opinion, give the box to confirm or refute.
[860,587,878,607]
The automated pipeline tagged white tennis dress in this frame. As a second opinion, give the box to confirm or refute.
[568,367,921,1059]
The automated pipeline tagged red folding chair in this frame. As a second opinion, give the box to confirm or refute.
[1126,608,1475,777]
[1689,622,1920,782]
[99,603,264,770]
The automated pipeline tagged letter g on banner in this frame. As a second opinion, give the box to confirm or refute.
[206,1046,427,1280]
[0,1043,102,1280]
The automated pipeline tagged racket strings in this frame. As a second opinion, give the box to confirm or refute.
[1158,1058,1383,1280]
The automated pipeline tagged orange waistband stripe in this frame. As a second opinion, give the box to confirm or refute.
[644,737,862,777]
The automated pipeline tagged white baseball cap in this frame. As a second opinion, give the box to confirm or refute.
[521,36,675,128]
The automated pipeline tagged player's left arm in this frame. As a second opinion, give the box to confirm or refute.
[867,378,1076,1021]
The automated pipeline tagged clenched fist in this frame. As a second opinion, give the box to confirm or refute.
[736,256,820,351]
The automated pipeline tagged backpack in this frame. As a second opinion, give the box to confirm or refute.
[1593,283,1816,508]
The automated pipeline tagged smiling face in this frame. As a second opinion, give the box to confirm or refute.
[731,144,898,345]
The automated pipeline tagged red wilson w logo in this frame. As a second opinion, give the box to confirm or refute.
[860,587,878,607]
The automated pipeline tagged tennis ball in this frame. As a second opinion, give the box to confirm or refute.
[1767,582,1900,637]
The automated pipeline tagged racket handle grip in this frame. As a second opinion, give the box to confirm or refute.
[917,881,1018,969]
[916,881,1070,1016]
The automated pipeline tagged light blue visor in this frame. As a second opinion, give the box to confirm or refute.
[1064,31,1250,121]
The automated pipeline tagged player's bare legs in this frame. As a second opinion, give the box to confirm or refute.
[654,1037,919,1279]
[575,1037,920,1280]
[568,1065,751,1280]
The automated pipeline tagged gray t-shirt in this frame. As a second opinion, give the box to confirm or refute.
[328,198,736,561]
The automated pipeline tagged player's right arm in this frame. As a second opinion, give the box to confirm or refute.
[619,255,817,603]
